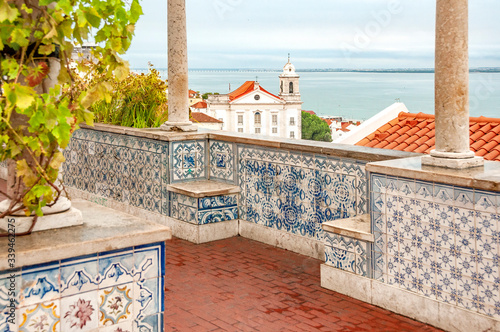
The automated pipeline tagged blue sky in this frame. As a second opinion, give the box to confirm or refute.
[122,0,500,69]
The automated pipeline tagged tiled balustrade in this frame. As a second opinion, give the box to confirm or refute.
[0,244,164,332]
[170,193,238,225]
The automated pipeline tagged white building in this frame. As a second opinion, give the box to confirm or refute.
[204,59,303,139]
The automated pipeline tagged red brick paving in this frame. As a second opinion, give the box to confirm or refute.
[164,237,443,332]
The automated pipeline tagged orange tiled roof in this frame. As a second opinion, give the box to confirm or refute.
[191,101,207,109]
[324,119,334,126]
[304,110,316,115]
[355,112,500,161]
[228,81,280,101]
[190,112,223,123]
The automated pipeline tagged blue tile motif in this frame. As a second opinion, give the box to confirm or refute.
[171,140,206,182]
[369,172,500,319]
[210,141,236,182]
[6,242,165,331]
[62,129,167,214]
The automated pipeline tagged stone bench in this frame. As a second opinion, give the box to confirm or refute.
[166,180,240,244]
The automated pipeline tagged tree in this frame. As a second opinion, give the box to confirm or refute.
[301,111,332,142]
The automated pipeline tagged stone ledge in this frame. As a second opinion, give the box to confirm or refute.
[322,214,374,242]
[367,156,500,192]
[167,180,240,198]
[0,199,171,270]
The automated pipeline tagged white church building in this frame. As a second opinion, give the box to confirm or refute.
[198,59,303,139]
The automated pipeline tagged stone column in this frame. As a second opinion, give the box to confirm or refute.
[422,0,483,168]
[160,0,197,132]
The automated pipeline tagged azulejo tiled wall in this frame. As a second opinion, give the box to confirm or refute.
[237,145,367,242]
[209,140,235,183]
[170,192,238,225]
[370,173,500,318]
[324,233,371,277]
[171,140,207,183]
[0,242,165,332]
[63,129,169,215]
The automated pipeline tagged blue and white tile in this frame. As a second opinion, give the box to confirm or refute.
[372,212,386,234]
[98,249,135,288]
[434,204,454,228]
[386,255,399,277]
[417,222,435,245]
[457,253,478,278]
[325,247,356,274]
[399,238,416,260]
[436,249,456,272]
[453,207,475,230]
[399,259,418,291]
[198,209,227,225]
[60,254,99,297]
[417,201,434,224]
[456,231,476,256]
[418,265,436,288]
[418,244,436,265]
[99,284,134,326]
[457,275,478,301]
[209,140,235,182]
[400,218,416,240]
[437,269,457,294]
[372,252,385,281]
[478,258,500,285]
[415,181,434,202]
[60,291,99,331]
[373,232,386,254]
[478,282,499,310]
[134,313,163,332]
[371,192,386,214]
[385,176,399,195]
[476,212,497,237]
[20,262,60,307]
[134,243,164,281]
[19,300,60,332]
[387,235,399,257]
[385,195,399,217]
[436,226,454,249]
[434,184,454,205]
[454,188,474,210]
[477,235,496,259]
[133,278,162,320]
[0,306,17,332]
[475,190,497,214]
[371,174,386,193]
[398,178,415,198]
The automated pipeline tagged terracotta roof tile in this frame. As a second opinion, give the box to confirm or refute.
[228,81,280,101]
[190,112,223,123]
[354,112,500,161]
[191,101,207,109]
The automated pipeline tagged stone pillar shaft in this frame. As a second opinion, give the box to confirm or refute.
[433,0,470,156]
[423,0,483,168]
[161,0,196,131]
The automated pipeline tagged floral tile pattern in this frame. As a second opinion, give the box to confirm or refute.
[8,242,165,331]
[19,301,60,332]
[99,285,133,326]
[61,292,99,331]
[170,192,239,225]
[171,141,206,182]
[62,129,167,215]
[324,234,370,277]
[369,172,500,318]
[238,145,367,242]
[209,140,235,183]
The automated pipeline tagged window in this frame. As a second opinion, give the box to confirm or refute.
[289,82,294,94]
[238,128,243,133]
[290,117,295,126]
[290,131,295,138]
[272,114,278,126]
[255,128,261,134]
[238,114,243,125]
[272,127,277,134]
[254,112,261,125]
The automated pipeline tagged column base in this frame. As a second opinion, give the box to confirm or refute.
[160,121,198,132]
[422,151,484,169]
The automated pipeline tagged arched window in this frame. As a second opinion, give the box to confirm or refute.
[280,81,283,93]
[254,112,261,125]
[289,82,294,94]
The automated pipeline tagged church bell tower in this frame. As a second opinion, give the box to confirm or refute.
[279,54,300,102]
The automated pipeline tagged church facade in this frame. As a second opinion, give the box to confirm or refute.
[201,59,303,139]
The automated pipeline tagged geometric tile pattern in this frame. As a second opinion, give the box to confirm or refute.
[209,140,235,183]
[238,145,367,242]
[171,140,206,182]
[5,242,165,331]
[324,233,370,277]
[62,129,168,215]
[370,173,500,318]
[170,192,238,225]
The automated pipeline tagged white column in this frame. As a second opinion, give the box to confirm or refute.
[422,0,483,168]
[160,0,197,131]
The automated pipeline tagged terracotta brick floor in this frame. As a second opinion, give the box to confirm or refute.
[164,237,443,332]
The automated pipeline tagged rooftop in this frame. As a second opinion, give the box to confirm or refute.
[190,112,223,123]
[355,112,500,161]
[228,81,280,101]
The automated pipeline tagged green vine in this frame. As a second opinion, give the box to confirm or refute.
[0,0,143,218]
